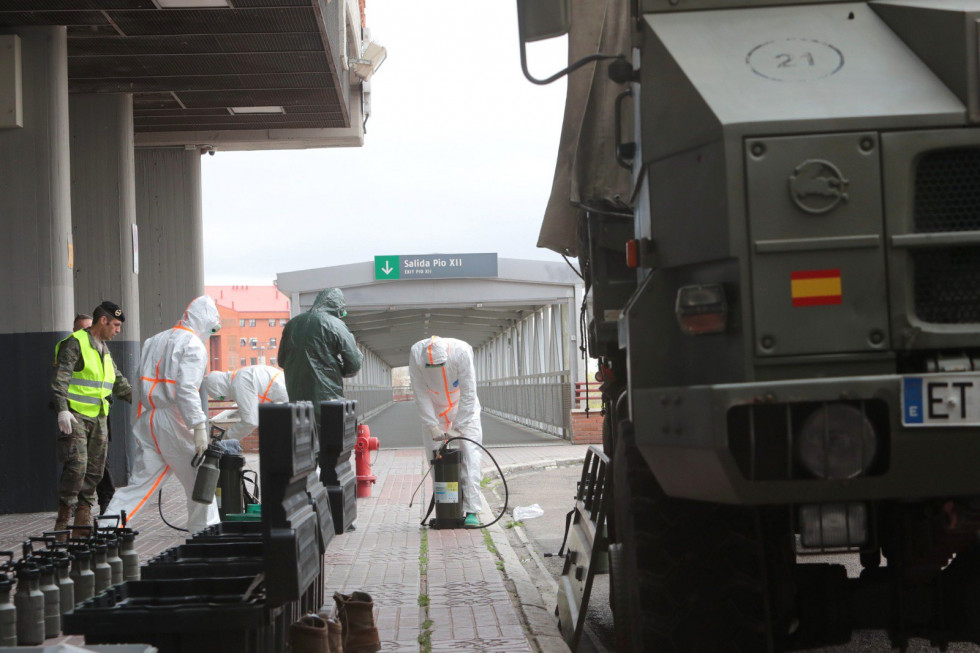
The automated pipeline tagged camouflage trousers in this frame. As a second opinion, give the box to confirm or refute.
[57,412,108,508]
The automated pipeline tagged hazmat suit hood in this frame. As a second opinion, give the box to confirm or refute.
[177,295,221,341]
[203,370,232,401]
[279,287,362,427]
[311,288,347,318]
[422,336,449,366]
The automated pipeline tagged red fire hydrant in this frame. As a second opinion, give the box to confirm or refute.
[355,424,380,498]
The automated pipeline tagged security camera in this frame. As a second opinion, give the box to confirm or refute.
[208,149,215,156]
[350,40,387,82]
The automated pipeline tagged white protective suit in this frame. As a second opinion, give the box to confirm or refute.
[202,365,288,441]
[408,336,483,515]
[106,296,222,534]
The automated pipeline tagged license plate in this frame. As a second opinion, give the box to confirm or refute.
[902,374,980,426]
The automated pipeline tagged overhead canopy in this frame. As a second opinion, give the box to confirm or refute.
[0,0,363,149]
[277,258,582,368]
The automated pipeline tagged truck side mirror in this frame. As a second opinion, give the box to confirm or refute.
[516,0,571,43]
[516,0,622,86]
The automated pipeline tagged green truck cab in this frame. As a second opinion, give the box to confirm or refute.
[520,0,980,649]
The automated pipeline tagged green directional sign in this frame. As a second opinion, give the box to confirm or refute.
[375,253,497,280]
[375,255,400,280]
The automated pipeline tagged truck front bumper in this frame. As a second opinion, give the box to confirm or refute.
[631,374,980,505]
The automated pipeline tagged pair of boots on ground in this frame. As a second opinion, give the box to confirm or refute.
[290,590,381,653]
[53,503,95,541]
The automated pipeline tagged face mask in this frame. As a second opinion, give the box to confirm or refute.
[341,310,347,318]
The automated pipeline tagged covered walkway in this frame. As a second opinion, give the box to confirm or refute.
[277,256,586,440]
[363,401,565,449]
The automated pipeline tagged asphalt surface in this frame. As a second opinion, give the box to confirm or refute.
[493,464,980,653]
[363,400,566,448]
[486,462,612,653]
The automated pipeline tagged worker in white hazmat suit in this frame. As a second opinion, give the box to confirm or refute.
[202,365,288,441]
[105,296,222,534]
[408,336,483,526]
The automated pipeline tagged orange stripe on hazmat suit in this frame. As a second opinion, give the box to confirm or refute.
[104,296,223,533]
[409,336,484,516]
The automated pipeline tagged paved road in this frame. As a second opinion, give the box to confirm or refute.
[363,401,566,448]
[495,464,980,653]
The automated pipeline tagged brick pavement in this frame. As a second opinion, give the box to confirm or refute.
[0,443,586,650]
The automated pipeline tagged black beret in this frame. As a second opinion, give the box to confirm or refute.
[99,301,125,322]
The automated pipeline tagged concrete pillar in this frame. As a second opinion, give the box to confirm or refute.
[0,27,73,512]
[135,148,204,336]
[69,93,140,486]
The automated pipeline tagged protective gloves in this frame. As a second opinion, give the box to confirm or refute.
[57,410,77,435]
[193,423,208,457]
[428,425,446,441]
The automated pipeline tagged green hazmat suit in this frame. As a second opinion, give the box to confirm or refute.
[279,288,363,427]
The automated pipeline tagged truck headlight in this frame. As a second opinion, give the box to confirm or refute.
[795,404,876,479]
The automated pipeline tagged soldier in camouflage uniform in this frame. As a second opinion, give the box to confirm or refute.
[51,301,132,535]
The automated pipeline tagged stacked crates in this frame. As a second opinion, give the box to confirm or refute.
[319,400,358,534]
[63,401,329,653]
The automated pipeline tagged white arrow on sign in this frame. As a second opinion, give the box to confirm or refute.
[382,262,394,275]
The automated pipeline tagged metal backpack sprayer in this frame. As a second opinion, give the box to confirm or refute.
[428,444,465,529]
[191,424,250,519]
[414,435,510,530]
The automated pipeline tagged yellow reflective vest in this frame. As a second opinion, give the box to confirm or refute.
[56,331,116,418]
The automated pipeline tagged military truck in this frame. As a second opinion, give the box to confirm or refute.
[518,0,980,649]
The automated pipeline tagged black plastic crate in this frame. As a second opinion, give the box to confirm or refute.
[62,575,273,653]
[306,471,334,553]
[319,450,352,486]
[319,399,357,458]
[259,402,317,477]
[142,542,264,580]
[190,521,264,543]
[326,466,357,534]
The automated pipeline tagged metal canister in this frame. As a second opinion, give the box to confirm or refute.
[91,542,111,595]
[0,552,16,646]
[14,564,43,646]
[68,543,94,605]
[218,452,245,519]
[52,552,73,616]
[104,535,123,586]
[118,530,140,582]
[36,560,60,638]
[191,444,222,505]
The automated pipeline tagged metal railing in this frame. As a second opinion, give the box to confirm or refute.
[343,383,394,421]
[574,381,602,411]
[392,385,414,402]
[477,371,571,439]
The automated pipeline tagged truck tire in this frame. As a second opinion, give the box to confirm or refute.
[612,424,774,652]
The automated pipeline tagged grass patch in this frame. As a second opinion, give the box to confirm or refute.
[505,520,524,529]
[418,528,429,572]
[480,474,493,488]
[418,619,433,652]
[482,528,498,556]
[418,529,433,652]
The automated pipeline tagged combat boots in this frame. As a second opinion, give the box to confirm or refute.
[333,591,380,653]
[53,504,73,541]
[289,614,330,653]
[73,504,92,529]
[327,617,343,652]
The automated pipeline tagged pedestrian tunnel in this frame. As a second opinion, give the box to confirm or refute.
[276,257,584,438]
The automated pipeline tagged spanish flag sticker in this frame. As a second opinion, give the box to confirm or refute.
[791,269,842,307]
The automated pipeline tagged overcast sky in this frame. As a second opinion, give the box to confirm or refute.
[201,1,569,285]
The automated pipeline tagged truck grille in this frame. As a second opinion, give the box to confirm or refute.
[912,247,980,324]
[914,148,980,232]
[727,400,888,482]
[911,148,980,324]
